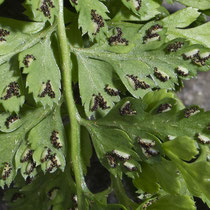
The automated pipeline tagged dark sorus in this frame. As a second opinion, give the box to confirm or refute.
[5,114,20,129]
[143,24,162,43]
[38,80,55,98]
[23,54,36,67]
[154,67,170,82]
[108,27,129,46]
[1,81,21,100]
[25,160,36,175]
[184,106,200,118]
[50,130,62,149]
[191,54,208,66]
[2,162,12,180]
[46,154,61,172]
[119,101,136,116]
[106,153,117,168]
[104,85,120,96]
[40,0,55,18]
[91,9,104,35]
[90,93,110,112]
[21,148,33,163]
[175,66,189,77]
[41,147,52,163]
[0,28,10,37]
[126,74,150,90]
[157,103,172,113]
[166,41,184,53]
[0,28,10,42]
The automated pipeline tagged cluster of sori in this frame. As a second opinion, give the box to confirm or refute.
[50,130,63,149]
[0,28,10,42]
[126,74,150,90]
[90,93,110,112]
[104,84,120,96]
[1,82,21,100]
[184,106,200,118]
[182,49,210,66]
[1,162,12,180]
[39,0,55,18]
[137,137,159,158]
[106,149,137,172]
[119,101,136,116]
[38,80,55,98]
[166,41,184,53]
[157,103,172,113]
[23,54,36,68]
[20,147,36,179]
[5,114,20,129]
[154,67,170,82]
[108,27,129,46]
[40,147,61,173]
[91,9,104,35]
[143,24,163,43]
[142,198,159,209]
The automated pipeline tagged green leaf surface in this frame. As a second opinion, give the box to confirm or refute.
[73,21,210,118]
[146,195,196,210]
[19,36,61,108]
[83,90,210,204]
[0,60,25,113]
[162,7,200,28]
[177,0,210,10]
[69,0,109,41]
[5,170,76,210]
[0,105,50,187]
[77,55,120,118]
[121,0,161,21]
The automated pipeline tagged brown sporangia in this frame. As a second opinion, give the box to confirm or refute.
[2,162,12,180]
[46,154,61,172]
[184,106,200,118]
[21,148,33,163]
[39,0,55,19]
[90,93,110,112]
[24,160,36,175]
[38,80,55,98]
[143,24,163,43]
[41,147,52,163]
[191,53,209,66]
[157,103,172,113]
[119,101,136,116]
[108,27,129,46]
[126,74,150,90]
[5,114,20,129]
[50,130,62,149]
[175,66,189,77]
[71,0,78,5]
[1,82,21,100]
[104,85,120,96]
[106,153,117,168]
[23,54,36,67]
[91,9,104,35]
[0,28,10,42]
[154,67,169,82]
[166,41,184,53]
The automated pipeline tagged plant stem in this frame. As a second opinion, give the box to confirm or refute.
[57,0,87,209]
